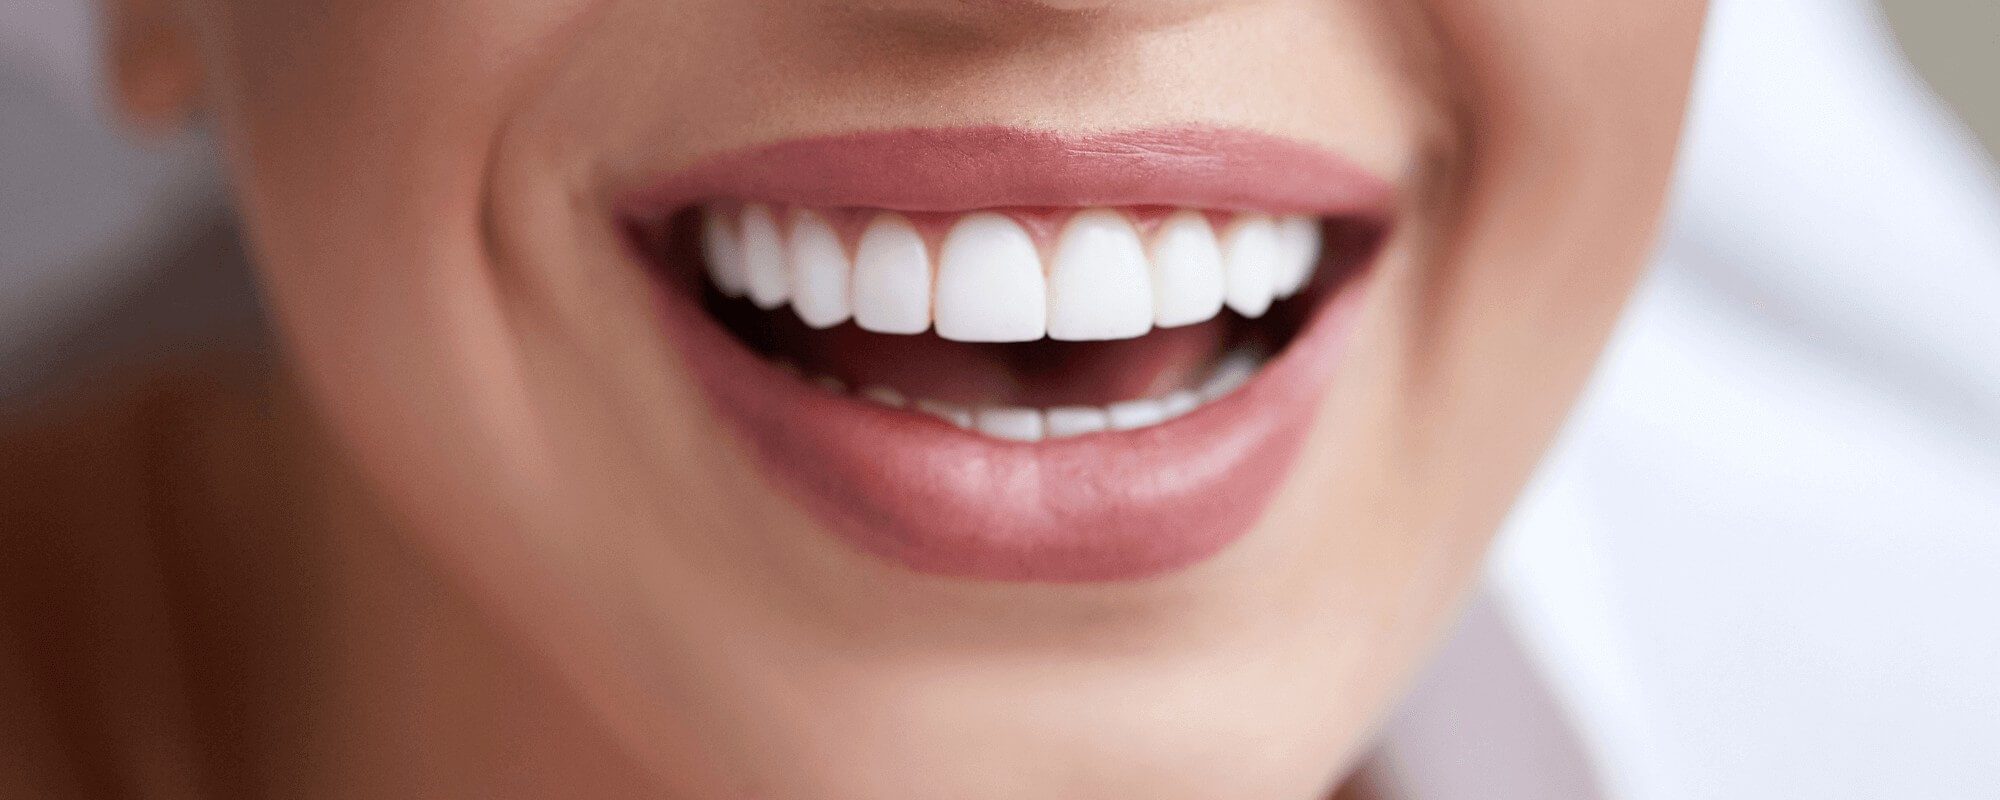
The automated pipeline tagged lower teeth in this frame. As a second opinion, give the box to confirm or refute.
[785,349,1263,442]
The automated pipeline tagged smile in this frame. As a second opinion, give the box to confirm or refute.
[624,126,1393,582]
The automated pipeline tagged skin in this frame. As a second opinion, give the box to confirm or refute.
[2,0,1704,797]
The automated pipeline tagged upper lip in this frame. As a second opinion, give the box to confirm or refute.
[618,125,1394,217]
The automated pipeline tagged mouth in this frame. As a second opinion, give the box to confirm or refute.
[622,127,1391,582]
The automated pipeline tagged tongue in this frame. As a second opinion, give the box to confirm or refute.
[745,310,1234,407]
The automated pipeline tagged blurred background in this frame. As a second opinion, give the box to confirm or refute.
[1881,0,2000,155]
[4,2,1997,800]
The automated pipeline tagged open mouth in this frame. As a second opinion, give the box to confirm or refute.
[623,127,1391,582]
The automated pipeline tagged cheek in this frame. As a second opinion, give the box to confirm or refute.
[188,0,605,438]
[1354,0,1704,556]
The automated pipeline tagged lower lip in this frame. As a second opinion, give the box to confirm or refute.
[655,273,1369,583]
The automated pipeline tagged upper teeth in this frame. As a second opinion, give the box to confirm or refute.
[701,204,1323,342]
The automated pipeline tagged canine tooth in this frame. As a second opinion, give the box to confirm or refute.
[700,208,749,297]
[916,399,974,429]
[975,407,1046,442]
[740,204,790,309]
[935,213,1047,343]
[1107,398,1169,431]
[1273,215,1322,298]
[1200,350,1260,401]
[1047,209,1153,341]
[852,213,933,335]
[787,210,852,328]
[1045,406,1111,438]
[1221,214,1279,318]
[861,385,907,408]
[1148,210,1227,328]
[1161,391,1201,419]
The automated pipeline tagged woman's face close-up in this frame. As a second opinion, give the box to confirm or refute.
[122,0,1704,796]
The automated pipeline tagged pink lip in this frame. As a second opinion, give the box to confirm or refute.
[621,126,1393,216]
[631,127,1389,582]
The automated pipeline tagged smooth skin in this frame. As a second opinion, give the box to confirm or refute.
[2,1,1705,797]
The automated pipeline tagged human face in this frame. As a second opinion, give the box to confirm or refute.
[140,0,1702,796]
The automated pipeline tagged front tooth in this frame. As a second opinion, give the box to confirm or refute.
[851,213,933,335]
[1047,209,1153,341]
[934,213,1047,343]
[1148,210,1227,328]
[1045,406,1110,438]
[1106,398,1170,431]
[975,407,1045,442]
[1273,215,1322,298]
[787,210,852,329]
[1221,214,1279,318]
[740,204,790,309]
[701,208,749,297]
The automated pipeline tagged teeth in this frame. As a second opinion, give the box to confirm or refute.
[934,213,1047,343]
[1160,390,1201,419]
[697,205,1323,337]
[1273,215,1322,299]
[974,407,1046,442]
[915,398,974,429]
[770,348,1262,441]
[1106,398,1170,431]
[861,385,906,408]
[1044,406,1111,437]
[787,210,852,329]
[1148,210,1228,328]
[851,213,933,335]
[740,204,790,310]
[1200,349,1260,401]
[1221,214,1279,319]
[701,209,750,297]
[1047,209,1153,341]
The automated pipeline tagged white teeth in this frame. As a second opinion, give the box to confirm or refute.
[787,210,852,329]
[1047,209,1153,341]
[740,204,790,310]
[701,209,749,297]
[934,212,1047,343]
[1148,210,1228,328]
[1044,406,1111,438]
[851,213,933,335]
[773,347,1264,440]
[1160,390,1201,419]
[974,407,1046,442]
[1273,215,1322,299]
[699,205,1323,336]
[1106,398,1170,431]
[915,398,974,429]
[1221,214,1279,319]
[1200,349,1260,401]
[861,385,906,408]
